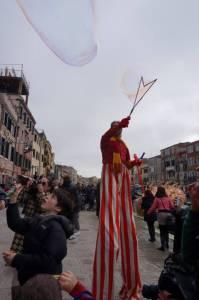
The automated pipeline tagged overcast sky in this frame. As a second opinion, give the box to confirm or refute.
[0,0,199,177]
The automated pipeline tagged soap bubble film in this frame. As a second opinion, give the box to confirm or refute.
[17,0,98,66]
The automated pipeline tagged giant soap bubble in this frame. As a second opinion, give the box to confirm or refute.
[17,0,98,66]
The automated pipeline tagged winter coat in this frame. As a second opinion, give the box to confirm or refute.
[141,195,157,223]
[7,203,74,285]
[62,182,81,213]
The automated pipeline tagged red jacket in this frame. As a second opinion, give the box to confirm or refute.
[70,281,95,299]
[101,124,130,165]
[148,197,174,214]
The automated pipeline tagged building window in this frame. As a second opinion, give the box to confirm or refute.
[4,112,8,127]
[35,151,38,159]
[34,135,37,142]
[14,126,17,138]
[15,152,18,165]
[7,117,12,131]
[165,148,170,156]
[5,141,9,159]
[33,149,35,158]
[19,154,22,167]
[11,147,15,162]
[187,145,194,153]
[23,112,26,124]
[195,143,199,152]
[1,138,5,156]
[188,157,195,166]
[19,106,23,119]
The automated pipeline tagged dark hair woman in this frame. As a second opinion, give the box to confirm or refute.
[147,186,174,251]
[3,186,74,286]
[141,189,156,242]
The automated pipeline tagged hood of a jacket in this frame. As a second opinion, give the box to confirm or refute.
[29,214,74,239]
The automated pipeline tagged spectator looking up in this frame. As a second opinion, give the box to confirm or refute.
[3,186,74,286]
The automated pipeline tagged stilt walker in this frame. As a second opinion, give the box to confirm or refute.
[92,116,142,300]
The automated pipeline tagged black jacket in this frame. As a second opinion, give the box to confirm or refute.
[7,203,74,285]
[141,196,157,223]
[62,182,81,213]
[182,210,199,269]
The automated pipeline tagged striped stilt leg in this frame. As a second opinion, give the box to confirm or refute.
[120,167,142,300]
[92,164,121,300]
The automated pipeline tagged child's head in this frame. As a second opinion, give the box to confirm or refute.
[19,274,62,300]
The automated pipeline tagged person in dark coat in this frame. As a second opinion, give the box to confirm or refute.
[61,176,80,239]
[141,189,157,242]
[0,188,8,209]
[3,186,74,286]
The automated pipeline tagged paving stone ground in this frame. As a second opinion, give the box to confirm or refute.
[0,210,172,300]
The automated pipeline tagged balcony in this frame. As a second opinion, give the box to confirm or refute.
[0,64,29,95]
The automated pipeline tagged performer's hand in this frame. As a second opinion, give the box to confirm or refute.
[129,159,142,168]
[119,116,131,128]
[135,159,142,167]
[58,271,78,293]
[2,250,17,266]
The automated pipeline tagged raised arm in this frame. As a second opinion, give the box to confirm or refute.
[7,203,31,235]
[101,116,130,145]
[6,185,30,235]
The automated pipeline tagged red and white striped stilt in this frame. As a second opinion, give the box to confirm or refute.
[92,164,142,300]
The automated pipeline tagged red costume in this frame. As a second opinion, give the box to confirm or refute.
[70,281,95,299]
[92,118,141,300]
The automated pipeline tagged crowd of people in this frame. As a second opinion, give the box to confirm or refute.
[0,116,199,300]
[0,174,96,300]
[0,171,199,299]
[141,182,186,252]
[141,179,199,300]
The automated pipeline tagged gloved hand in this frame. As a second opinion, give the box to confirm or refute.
[135,159,142,167]
[129,159,142,168]
[119,116,131,128]
[133,154,143,167]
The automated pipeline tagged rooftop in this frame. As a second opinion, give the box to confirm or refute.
[0,64,29,95]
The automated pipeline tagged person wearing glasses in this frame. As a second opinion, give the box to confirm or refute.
[10,176,45,253]
[40,177,49,194]
[3,185,74,293]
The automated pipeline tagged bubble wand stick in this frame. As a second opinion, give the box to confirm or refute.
[129,77,157,116]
